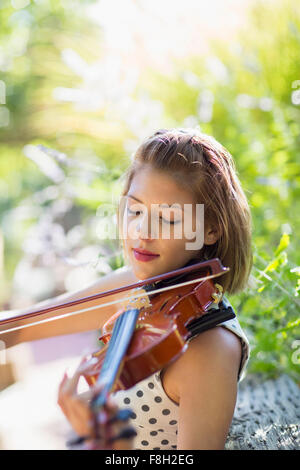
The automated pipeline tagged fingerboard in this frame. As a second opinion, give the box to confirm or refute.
[91,307,140,410]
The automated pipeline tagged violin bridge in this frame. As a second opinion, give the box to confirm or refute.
[127,288,152,310]
[211,283,223,303]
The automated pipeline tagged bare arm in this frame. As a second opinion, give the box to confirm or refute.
[176,327,242,449]
[1,265,138,348]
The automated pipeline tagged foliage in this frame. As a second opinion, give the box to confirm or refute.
[230,233,300,381]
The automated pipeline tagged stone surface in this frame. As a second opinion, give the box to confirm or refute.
[225,374,300,450]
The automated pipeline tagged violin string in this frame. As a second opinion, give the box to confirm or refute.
[98,312,123,380]
[0,271,225,335]
[92,308,140,409]
[90,313,122,408]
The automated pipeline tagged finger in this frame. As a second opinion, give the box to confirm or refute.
[77,382,104,402]
[104,396,119,419]
[106,394,118,410]
[62,359,88,396]
[76,356,100,376]
[57,371,71,408]
[61,394,94,437]
[57,368,97,438]
[70,397,94,435]
[58,371,68,392]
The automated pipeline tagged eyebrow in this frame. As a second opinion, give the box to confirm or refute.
[127,193,184,211]
[127,193,143,204]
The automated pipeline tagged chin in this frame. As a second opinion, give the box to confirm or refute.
[133,268,153,281]
[132,264,158,281]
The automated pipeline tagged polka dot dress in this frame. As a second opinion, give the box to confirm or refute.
[112,371,179,449]
[111,296,250,450]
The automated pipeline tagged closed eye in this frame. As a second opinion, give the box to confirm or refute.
[126,208,180,225]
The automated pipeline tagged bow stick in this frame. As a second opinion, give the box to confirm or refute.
[0,258,229,335]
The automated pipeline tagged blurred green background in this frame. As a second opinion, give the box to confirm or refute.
[0,0,299,380]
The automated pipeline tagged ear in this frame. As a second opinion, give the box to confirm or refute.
[204,225,219,245]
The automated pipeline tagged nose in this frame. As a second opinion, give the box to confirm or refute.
[136,212,158,240]
[136,215,151,240]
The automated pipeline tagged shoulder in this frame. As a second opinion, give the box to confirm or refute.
[173,327,242,449]
[187,326,242,361]
[169,326,242,400]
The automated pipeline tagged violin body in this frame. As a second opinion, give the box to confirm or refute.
[83,271,220,391]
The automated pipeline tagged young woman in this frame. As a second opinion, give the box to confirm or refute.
[57,128,253,450]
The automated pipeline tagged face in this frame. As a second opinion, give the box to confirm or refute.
[120,166,218,280]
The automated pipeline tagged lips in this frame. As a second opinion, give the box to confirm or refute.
[132,248,160,262]
[134,248,159,256]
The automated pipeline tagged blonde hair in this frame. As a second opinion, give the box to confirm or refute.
[118,128,253,294]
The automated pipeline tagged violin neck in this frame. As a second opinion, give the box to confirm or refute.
[91,307,140,410]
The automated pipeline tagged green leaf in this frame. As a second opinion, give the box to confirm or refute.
[265,258,279,272]
[274,233,290,256]
[265,252,287,273]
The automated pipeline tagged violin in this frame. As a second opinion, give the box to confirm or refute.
[0,257,236,450]
[71,258,236,449]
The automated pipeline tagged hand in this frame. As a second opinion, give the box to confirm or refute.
[57,358,136,450]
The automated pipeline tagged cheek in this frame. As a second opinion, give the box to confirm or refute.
[158,239,196,271]
[159,236,187,257]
